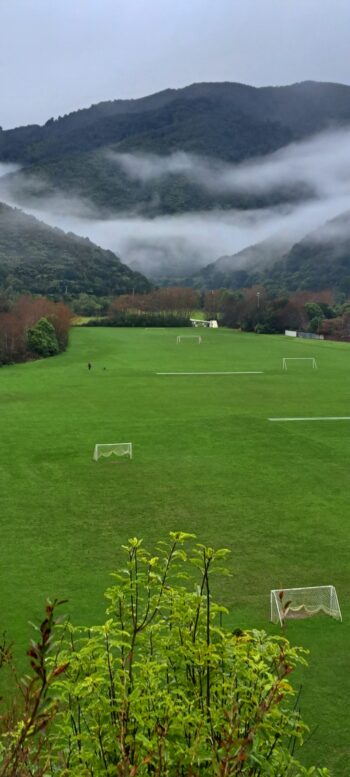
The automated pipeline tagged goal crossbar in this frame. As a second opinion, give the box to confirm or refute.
[282,357,317,370]
[271,585,341,626]
[93,443,132,461]
[177,335,202,343]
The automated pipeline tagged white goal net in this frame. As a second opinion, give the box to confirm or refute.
[271,585,342,625]
[282,357,317,370]
[93,443,132,461]
[176,335,202,344]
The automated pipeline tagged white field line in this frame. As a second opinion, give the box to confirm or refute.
[156,371,264,375]
[269,416,350,422]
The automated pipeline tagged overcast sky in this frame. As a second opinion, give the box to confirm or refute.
[1,0,350,129]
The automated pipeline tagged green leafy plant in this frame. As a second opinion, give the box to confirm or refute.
[27,317,59,356]
[44,533,328,776]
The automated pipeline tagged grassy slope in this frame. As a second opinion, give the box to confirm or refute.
[0,327,349,772]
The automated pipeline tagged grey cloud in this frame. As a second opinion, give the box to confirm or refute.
[2,1,350,128]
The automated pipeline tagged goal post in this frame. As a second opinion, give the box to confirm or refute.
[176,335,202,344]
[270,585,342,626]
[282,357,317,370]
[93,442,132,461]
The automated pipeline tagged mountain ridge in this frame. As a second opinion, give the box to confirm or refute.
[3,80,350,167]
[3,79,350,132]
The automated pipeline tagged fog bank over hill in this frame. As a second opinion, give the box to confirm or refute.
[3,195,349,282]
[2,126,350,280]
[2,83,350,282]
[111,128,350,198]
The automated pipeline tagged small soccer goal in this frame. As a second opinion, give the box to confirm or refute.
[270,585,342,626]
[176,335,202,344]
[282,357,317,370]
[93,443,132,461]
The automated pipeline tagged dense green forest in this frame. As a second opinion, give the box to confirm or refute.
[3,80,350,163]
[0,95,292,166]
[0,202,151,299]
[0,97,299,216]
[2,80,350,215]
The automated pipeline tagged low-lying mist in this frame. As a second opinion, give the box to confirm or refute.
[1,128,350,279]
[0,162,20,178]
[110,128,350,199]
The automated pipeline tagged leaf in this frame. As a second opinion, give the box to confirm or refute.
[51,662,70,677]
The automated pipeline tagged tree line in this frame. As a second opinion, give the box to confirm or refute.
[0,295,71,366]
[203,287,350,338]
[110,287,197,315]
[100,285,350,340]
[93,287,199,327]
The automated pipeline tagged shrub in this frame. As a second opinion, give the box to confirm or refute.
[27,317,59,356]
[0,533,329,776]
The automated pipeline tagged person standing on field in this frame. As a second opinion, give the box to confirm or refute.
[88,362,92,371]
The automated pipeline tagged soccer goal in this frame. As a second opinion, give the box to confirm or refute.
[270,585,342,626]
[93,443,132,461]
[176,335,202,344]
[282,357,317,370]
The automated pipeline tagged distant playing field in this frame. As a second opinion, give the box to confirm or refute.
[0,327,349,772]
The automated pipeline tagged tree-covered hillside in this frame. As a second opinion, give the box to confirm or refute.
[2,80,350,163]
[189,211,350,295]
[2,81,350,215]
[2,81,350,293]
[0,95,292,166]
[0,97,294,216]
[0,202,151,298]
[264,210,350,294]
[189,236,292,291]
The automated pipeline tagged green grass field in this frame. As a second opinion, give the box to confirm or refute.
[1,327,349,773]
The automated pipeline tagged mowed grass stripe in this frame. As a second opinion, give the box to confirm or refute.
[1,327,350,773]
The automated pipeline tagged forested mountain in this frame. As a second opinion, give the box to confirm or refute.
[2,80,350,294]
[0,202,151,298]
[190,211,350,296]
[189,236,294,290]
[3,80,350,163]
[0,92,292,165]
[2,81,350,215]
[263,211,350,294]
[0,98,295,216]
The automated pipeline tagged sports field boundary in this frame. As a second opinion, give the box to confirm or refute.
[156,371,264,376]
[269,416,350,422]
